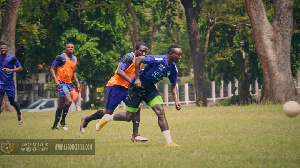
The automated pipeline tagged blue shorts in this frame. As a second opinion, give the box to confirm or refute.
[56,81,71,98]
[106,85,128,111]
[0,85,15,98]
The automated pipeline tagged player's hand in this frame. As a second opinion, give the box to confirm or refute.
[55,81,61,89]
[134,79,142,88]
[175,103,181,111]
[76,83,80,91]
[2,68,10,73]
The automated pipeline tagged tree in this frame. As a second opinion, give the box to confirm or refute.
[245,0,299,102]
[0,0,22,112]
[200,0,254,104]
[181,0,207,106]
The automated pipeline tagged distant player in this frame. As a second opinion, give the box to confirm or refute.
[96,44,182,146]
[80,42,148,142]
[0,42,23,124]
[50,42,80,130]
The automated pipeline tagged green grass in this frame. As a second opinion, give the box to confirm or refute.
[1,105,300,168]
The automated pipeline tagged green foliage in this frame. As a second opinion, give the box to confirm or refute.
[215,95,258,106]
[45,80,58,98]
[13,0,299,104]
[291,33,300,79]
[81,100,105,110]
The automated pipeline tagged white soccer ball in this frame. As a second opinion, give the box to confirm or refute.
[283,101,300,118]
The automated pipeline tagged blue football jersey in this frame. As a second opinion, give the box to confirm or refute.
[0,53,21,86]
[136,55,178,85]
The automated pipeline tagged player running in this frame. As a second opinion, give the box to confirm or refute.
[80,42,148,142]
[0,42,23,124]
[50,42,80,130]
[96,44,182,146]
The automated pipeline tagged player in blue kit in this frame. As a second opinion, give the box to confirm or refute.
[96,44,182,147]
[81,42,148,142]
[0,42,23,124]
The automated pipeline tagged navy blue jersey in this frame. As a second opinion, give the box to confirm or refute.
[135,55,178,85]
[0,53,21,86]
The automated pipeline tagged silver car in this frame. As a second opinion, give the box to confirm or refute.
[20,98,76,112]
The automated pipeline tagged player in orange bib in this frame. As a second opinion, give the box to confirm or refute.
[80,42,148,142]
[50,42,80,130]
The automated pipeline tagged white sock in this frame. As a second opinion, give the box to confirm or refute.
[162,130,172,144]
[105,114,114,122]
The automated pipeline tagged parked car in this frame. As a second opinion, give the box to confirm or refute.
[20,98,76,112]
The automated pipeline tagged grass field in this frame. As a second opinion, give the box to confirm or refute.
[0,105,300,168]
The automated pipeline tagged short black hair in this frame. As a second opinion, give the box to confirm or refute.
[65,42,73,46]
[135,42,148,50]
[0,41,7,46]
[167,44,180,54]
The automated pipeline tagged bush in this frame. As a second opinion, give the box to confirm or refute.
[215,95,259,106]
[81,100,105,110]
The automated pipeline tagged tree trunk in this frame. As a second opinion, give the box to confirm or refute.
[181,0,207,106]
[150,24,156,55]
[125,0,139,44]
[0,0,22,112]
[236,50,251,104]
[88,85,98,101]
[245,0,299,102]
[122,12,136,49]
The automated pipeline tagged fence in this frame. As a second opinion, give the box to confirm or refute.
[17,78,300,109]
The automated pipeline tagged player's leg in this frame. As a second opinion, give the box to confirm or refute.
[96,84,140,131]
[0,90,5,114]
[59,83,72,130]
[52,95,64,130]
[6,89,22,125]
[8,97,22,125]
[131,105,148,142]
[52,84,65,130]
[81,86,122,133]
[146,89,180,147]
[82,86,116,126]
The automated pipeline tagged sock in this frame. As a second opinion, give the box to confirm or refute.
[132,110,140,135]
[53,108,63,127]
[162,130,173,144]
[85,110,104,122]
[60,104,70,125]
[105,114,114,122]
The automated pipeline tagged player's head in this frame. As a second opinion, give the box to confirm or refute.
[0,42,8,56]
[167,44,182,63]
[135,42,148,57]
[65,42,74,54]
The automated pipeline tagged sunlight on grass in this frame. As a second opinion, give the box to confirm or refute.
[0,105,300,167]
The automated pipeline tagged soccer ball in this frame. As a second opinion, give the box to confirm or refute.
[283,101,300,118]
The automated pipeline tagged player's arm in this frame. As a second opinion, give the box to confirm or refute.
[117,54,134,83]
[2,57,23,73]
[171,83,181,110]
[116,69,131,83]
[72,72,80,91]
[134,56,145,88]
[50,65,61,89]
[50,55,64,89]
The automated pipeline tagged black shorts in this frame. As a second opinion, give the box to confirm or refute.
[126,82,160,110]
